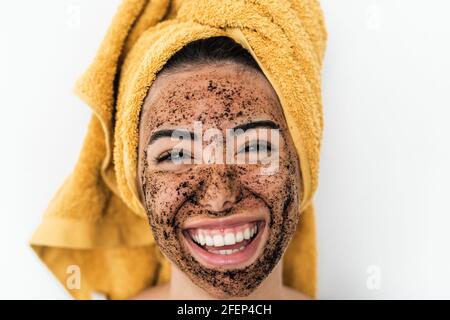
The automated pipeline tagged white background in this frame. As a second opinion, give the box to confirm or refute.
[0,0,449,299]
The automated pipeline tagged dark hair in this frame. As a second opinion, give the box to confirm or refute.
[159,36,262,75]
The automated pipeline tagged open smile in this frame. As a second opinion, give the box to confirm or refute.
[182,216,267,269]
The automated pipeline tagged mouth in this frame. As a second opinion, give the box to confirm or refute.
[182,218,267,269]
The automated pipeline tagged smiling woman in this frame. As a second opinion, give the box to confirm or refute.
[29,0,327,300]
[135,38,303,298]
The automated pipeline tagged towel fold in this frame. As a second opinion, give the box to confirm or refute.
[30,0,327,299]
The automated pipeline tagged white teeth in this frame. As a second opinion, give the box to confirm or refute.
[213,234,225,247]
[190,222,261,249]
[198,233,206,246]
[243,228,251,240]
[218,249,234,255]
[207,245,246,254]
[224,233,236,245]
[205,234,213,246]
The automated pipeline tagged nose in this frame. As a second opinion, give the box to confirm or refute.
[197,165,242,213]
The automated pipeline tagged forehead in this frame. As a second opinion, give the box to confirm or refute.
[140,63,285,132]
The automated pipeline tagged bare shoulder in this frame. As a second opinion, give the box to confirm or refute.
[281,286,311,300]
[131,284,170,300]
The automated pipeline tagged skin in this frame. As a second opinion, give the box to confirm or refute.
[135,62,305,299]
[134,261,307,300]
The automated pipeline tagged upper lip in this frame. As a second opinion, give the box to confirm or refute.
[182,212,268,230]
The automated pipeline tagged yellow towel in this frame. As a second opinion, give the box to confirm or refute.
[30,0,327,299]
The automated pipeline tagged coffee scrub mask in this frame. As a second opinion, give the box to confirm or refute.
[137,62,302,297]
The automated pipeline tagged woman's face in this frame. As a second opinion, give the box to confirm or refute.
[137,62,301,298]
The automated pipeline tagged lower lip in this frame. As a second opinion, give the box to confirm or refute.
[182,221,266,268]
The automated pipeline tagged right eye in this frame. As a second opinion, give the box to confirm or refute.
[156,149,192,163]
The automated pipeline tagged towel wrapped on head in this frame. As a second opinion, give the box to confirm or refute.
[30,0,327,299]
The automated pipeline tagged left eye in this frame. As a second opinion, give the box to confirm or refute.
[237,141,272,154]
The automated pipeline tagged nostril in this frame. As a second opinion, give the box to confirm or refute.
[222,201,234,211]
[197,171,242,212]
[235,191,244,203]
[203,193,241,213]
[204,200,228,213]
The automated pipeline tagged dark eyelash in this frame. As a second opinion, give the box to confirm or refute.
[240,141,272,153]
[155,149,188,163]
[154,141,273,164]
[156,151,171,163]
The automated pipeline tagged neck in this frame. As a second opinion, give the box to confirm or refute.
[169,260,284,300]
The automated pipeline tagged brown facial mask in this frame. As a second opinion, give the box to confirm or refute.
[137,63,301,298]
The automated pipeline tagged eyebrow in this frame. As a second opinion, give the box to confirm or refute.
[149,129,197,144]
[231,120,279,134]
[149,120,279,144]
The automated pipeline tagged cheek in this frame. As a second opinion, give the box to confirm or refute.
[140,169,200,248]
[142,171,193,218]
[237,152,299,211]
[240,168,286,198]
[239,165,298,230]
